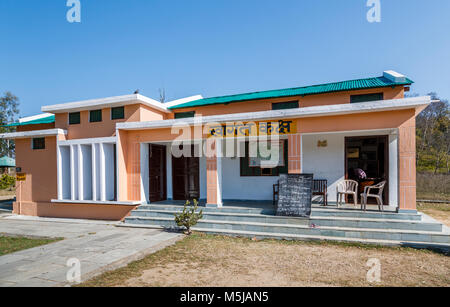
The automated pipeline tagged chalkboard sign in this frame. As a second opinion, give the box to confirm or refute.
[276,174,314,218]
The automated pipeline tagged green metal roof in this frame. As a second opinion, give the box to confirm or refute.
[0,156,15,167]
[3,115,55,127]
[169,76,413,109]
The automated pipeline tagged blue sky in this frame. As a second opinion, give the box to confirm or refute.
[1,0,449,118]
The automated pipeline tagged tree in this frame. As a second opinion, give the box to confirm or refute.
[416,93,450,173]
[0,92,20,157]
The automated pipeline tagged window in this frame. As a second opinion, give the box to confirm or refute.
[175,111,195,119]
[350,93,384,104]
[111,107,125,120]
[240,140,289,177]
[32,138,45,150]
[89,110,102,122]
[272,101,299,110]
[69,112,81,125]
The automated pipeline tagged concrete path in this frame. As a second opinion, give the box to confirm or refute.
[0,215,182,287]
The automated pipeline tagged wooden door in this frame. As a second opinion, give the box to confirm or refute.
[149,144,167,203]
[172,145,200,200]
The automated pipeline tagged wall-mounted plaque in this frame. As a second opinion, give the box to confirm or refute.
[276,174,314,218]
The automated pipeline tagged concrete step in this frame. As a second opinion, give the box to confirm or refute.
[123,216,450,245]
[138,204,275,215]
[138,204,422,221]
[130,209,441,232]
[311,207,422,221]
[120,223,450,253]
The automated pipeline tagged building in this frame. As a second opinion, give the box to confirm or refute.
[0,71,430,221]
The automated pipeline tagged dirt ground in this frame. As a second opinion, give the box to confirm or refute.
[418,203,450,226]
[80,234,450,287]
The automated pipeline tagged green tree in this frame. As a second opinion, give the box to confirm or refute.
[0,92,20,157]
[416,93,450,173]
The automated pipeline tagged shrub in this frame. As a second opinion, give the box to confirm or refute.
[0,174,15,190]
[174,199,203,235]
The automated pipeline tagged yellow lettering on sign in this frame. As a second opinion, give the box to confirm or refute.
[208,120,297,138]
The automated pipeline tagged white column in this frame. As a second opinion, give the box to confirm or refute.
[99,143,106,201]
[92,144,97,201]
[389,133,399,208]
[216,140,223,207]
[77,144,84,201]
[70,145,76,200]
[140,143,149,203]
[57,145,63,200]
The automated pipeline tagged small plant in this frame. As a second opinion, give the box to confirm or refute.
[174,199,203,235]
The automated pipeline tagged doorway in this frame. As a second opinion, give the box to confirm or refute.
[172,145,200,201]
[345,136,389,205]
[149,144,167,203]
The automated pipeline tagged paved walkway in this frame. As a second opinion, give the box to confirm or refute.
[0,215,182,287]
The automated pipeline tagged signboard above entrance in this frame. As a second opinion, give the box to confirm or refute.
[208,120,297,138]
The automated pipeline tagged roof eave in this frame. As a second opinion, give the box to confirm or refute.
[118,96,430,131]
[41,94,171,114]
[0,129,67,140]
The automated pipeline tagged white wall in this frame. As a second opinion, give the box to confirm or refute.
[302,134,345,202]
[221,157,279,200]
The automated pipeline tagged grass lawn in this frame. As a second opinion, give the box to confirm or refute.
[418,202,450,227]
[79,234,450,287]
[0,235,62,256]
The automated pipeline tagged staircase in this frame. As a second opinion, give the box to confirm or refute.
[121,203,450,252]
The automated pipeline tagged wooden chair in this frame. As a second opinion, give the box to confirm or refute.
[336,180,358,208]
[313,179,328,206]
[360,181,387,212]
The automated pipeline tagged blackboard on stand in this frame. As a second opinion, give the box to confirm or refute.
[276,174,314,218]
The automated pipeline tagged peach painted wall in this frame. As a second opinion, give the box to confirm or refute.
[54,104,167,140]
[14,136,58,204]
[170,86,405,118]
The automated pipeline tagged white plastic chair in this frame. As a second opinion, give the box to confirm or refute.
[336,180,358,208]
[361,181,387,212]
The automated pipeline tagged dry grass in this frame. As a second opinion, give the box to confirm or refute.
[417,173,450,201]
[418,202,450,226]
[79,234,450,287]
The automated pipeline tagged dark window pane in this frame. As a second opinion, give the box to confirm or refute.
[90,110,102,122]
[32,138,45,150]
[175,111,195,119]
[69,112,81,125]
[272,101,299,110]
[350,93,384,103]
[240,140,289,177]
[111,107,125,120]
